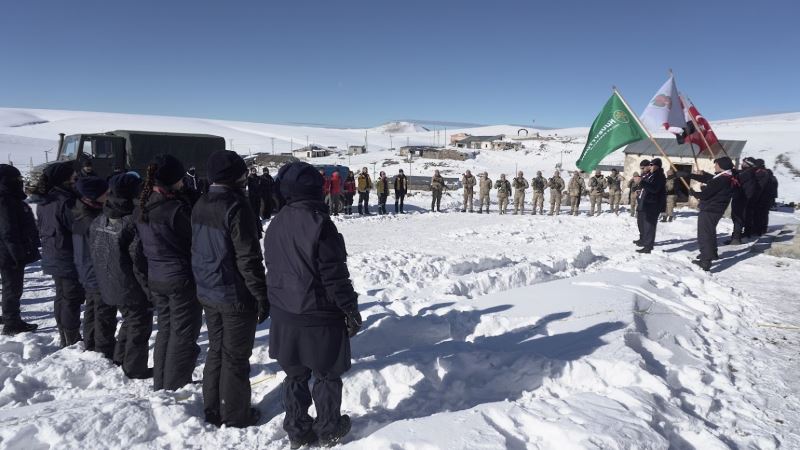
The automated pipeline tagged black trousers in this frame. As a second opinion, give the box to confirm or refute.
[357,192,370,214]
[151,283,202,390]
[637,208,660,249]
[753,203,771,235]
[260,197,273,220]
[731,202,746,241]
[115,302,154,378]
[83,289,114,352]
[378,194,388,214]
[203,305,257,427]
[282,364,344,442]
[1,266,24,322]
[395,191,406,213]
[53,276,85,332]
[698,211,724,261]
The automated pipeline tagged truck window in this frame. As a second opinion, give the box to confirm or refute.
[92,139,114,158]
[60,136,79,160]
[81,139,93,157]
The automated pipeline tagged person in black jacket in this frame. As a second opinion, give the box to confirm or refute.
[688,157,736,271]
[0,164,41,335]
[728,157,758,245]
[72,176,112,354]
[260,167,275,220]
[191,150,268,428]
[91,173,154,378]
[394,169,408,214]
[634,158,666,254]
[246,166,263,220]
[38,161,86,347]
[752,159,778,236]
[135,154,202,391]
[264,161,361,448]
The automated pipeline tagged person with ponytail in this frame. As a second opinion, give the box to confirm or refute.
[37,161,85,346]
[0,164,41,335]
[134,154,202,391]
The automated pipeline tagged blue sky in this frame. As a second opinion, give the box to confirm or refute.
[1,0,798,128]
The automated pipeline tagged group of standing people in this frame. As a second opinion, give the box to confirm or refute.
[1,154,360,447]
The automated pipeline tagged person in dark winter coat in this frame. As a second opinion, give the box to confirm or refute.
[394,169,408,214]
[688,157,736,271]
[90,172,154,378]
[634,158,666,254]
[0,164,41,335]
[135,154,202,391]
[260,167,275,220]
[752,159,778,236]
[375,171,389,215]
[728,157,758,244]
[264,161,361,448]
[72,176,113,354]
[343,172,356,215]
[38,161,86,347]
[191,150,269,428]
[246,167,263,220]
[181,167,207,205]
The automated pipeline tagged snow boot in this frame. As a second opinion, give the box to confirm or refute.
[319,415,351,448]
[357,206,362,215]
[636,247,652,254]
[290,430,319,449]
[724,238,742,245]
[692,259,711,271]
[1,319,38,336]
[632,239,643,246]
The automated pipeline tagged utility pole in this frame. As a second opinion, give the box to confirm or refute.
[271,137,275,155]
[389,134,393,150]
[44,149,51,162]
[230,138,234,150]
[306,135,309,150]
[364,130,368,152]
[290,138,293,151]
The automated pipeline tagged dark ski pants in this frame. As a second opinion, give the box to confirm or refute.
[357,192,369,214]
[202,305,257,427]
[53,276,85,332]
[698,211,723,261]
[395,191,406,213]
[731,202,746,241]
[84,289,117,355]
[260,199,273,220]
[753,204,770,235]
[115,302,154,378]
[282,364,344,442]
[1,266,24,322]
[378,194,388,214]
[637,208,660,249]
[151,283,202,390]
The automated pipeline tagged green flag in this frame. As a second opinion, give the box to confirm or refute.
[576,92,647,172]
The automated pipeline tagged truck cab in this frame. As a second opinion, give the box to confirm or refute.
[57,133,127,176]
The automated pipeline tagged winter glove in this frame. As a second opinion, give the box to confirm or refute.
[257,297,270,324]
[344,309,363,338]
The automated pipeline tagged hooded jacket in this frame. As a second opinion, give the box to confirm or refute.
[38,186,78,278]
[0,177,40,269]
[637,168,667,213]
[72,199,104,290]
[134,191,193,290]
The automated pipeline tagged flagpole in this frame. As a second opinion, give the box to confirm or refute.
[689,142,699,167]
[685,95,729,159]
[612,86,691,191]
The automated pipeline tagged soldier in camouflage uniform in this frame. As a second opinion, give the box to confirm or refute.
[548,170,565,215]
[477,172,492,214]
[461,170,476,213]
[662,168,677,222]
[495,174,512,215]
[606,168,623,215]
[511,171,529,215]
[430,170,445,212]
[530,171,546,215]
[588,169,607,216]
[568,171,586,216]
[627,171,642,217]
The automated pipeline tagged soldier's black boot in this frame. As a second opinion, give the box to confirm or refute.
[1,319,38,336]
[319,415,351,448]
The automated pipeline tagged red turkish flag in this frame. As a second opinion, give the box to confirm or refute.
[683,100,719,153]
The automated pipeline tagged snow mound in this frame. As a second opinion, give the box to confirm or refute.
[371,121,430,134]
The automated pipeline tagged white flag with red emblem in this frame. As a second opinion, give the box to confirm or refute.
[640,75,685,132]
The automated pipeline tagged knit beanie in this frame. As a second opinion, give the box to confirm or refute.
[150,154,185,186]
[75,176,109,201]
[43,161,75,187]
[207,150,247,184]
[109,172,143,200]
[278,162,324,203]
[715,156,734,171]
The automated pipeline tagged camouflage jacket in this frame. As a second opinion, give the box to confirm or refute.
[495,179,512,196]
[478,177,492,196]
[531,176,546,192]
[548,176,565,192]
[589,175,607,194]
[462,175,476,192]
[512,177,529,192]
[431,175,445,192]
[606,174,622,192]
[568,176,586,196]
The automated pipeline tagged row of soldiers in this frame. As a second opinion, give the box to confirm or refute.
[450,169,636,216]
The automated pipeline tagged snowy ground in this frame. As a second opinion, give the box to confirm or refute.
[1,192,798,449]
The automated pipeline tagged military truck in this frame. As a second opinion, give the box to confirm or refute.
[27,130,226,193]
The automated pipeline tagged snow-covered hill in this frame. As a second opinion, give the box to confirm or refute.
[1,107,798,201]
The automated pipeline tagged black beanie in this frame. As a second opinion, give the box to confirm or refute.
[109,173,142,200]
[76,176,109,201]
[639,159,651,167]
[742,157,757,168]
[278,162,324,203]
[0,164,21,182]
[651,158,663,168]
[150,154,185,186]
[43,161,75,187]
[715,156,734,171]
[755,158,765,168]
[207,150,247,184]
